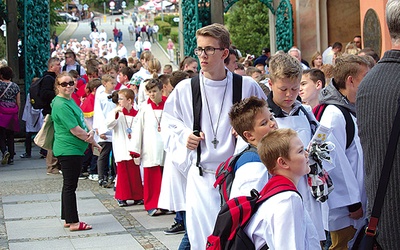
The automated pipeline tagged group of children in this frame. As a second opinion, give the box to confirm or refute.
[207,52,369,249]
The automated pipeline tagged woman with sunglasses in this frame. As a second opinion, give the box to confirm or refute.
[51,72,101,231]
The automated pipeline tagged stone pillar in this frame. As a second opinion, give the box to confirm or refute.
[6,0,19,80]
[211,0,224,24]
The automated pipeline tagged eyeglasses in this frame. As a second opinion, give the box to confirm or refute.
[58,81,75,87]
[194,46,225,56]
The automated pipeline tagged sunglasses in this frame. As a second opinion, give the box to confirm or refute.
[59,81,75,87]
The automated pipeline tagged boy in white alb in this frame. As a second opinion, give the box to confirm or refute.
[106,89,143,207]
[266,52,325,242]
[93,74,116,187]
[161,24,266,250]
[130,78,166,216]
[228,96,277,199]
[245,128,320,250]
[318,55,369,249]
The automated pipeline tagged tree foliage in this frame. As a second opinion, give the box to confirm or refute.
[226,0,270,57]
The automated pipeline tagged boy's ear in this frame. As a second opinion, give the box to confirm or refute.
[268,78,273,88]
[243,130,254,142]
[276,156,290,170]
[315,80,323,90]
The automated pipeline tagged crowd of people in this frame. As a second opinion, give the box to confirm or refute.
[1,0,400,248]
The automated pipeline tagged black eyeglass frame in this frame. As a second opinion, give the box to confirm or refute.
[194,46,226,56]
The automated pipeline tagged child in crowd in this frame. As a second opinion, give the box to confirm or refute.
[300,69,325,109]
[266,52,325,242]
[228,96,277,198]
[21,78,45,159]
[158,74,173,97]
[80,78,102,181]
[163,64,173,75]
[107,88,144,207]
[127,75,143,109]
[118,67,134,87]
[93,74,117,187]
[244,128,320,249]
[159,70,190,236]
[131,78,166,216]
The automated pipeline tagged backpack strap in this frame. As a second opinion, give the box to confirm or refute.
[62,65,67,72]
[76,64,81,76]
[191,75,203,176]
[232,73,242,104]
[332,104,355,149]
[299,105,318,135]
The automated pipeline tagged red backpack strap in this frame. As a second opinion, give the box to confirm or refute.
[257,175,299,204]
[313,103,328,122]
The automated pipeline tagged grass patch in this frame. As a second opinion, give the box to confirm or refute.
[54,23,68,37]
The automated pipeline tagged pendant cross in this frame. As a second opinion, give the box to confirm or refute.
[212,137,219,149]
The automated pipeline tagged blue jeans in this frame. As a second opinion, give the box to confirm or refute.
[178,211,190,250]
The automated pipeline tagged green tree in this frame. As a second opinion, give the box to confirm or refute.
[226,0,269,57]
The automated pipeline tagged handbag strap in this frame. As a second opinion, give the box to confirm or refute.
[0,82,12,99]
[365,100,400,237]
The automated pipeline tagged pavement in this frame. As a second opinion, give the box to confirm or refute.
[0,142,184,250]
[58,12,178,71]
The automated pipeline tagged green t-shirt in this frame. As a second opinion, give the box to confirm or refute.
[51,96,88,156]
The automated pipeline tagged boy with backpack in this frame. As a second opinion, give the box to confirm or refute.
[215,96,277,202]
[244,128,320,249]
[317,55,369,249]
[206,129,320,250]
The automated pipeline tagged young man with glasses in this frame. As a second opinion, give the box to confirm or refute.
[62,50,86,77]
[162,23,266,250]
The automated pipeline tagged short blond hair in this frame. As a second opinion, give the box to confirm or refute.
[258,128,298,174]
[101,74,116,85]
[196,23,230,49]
[268,53,302,82]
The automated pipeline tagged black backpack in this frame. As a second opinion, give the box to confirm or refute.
[214,145,258,206]
[29,75,53,109]
[206,176,300,250]
[313,103,355,149]
[191,73,243,176]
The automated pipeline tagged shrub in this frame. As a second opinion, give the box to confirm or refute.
[170,30,178,43]
[162,26,171,36]
[156,20,171,36]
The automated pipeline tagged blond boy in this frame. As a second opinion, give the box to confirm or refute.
[244,128,320,249]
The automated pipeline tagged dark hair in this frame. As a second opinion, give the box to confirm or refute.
[119,58,128,67]
[179,56,197,71]
[145,78,163,91]
[170,70,189,88]
[87,78,102,92]
[358,47,380,62]
[224,48,238,65]
[158,74,171,86]
[0,66,14,80]
[332,42,343,49]
[120,67,134,80]
[302,69,326,87]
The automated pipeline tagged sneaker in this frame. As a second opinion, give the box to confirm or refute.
[103,176,114,188]
[8,159,14,165]
[78,173,88,180]
[147,209,157,216]
[98,179,107,187]
[133,199,144,205]
[2,151,10,165]
[20,153,31,158]
[116,199,128,207]
[164,221,185,235]
[88,174,99,181]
